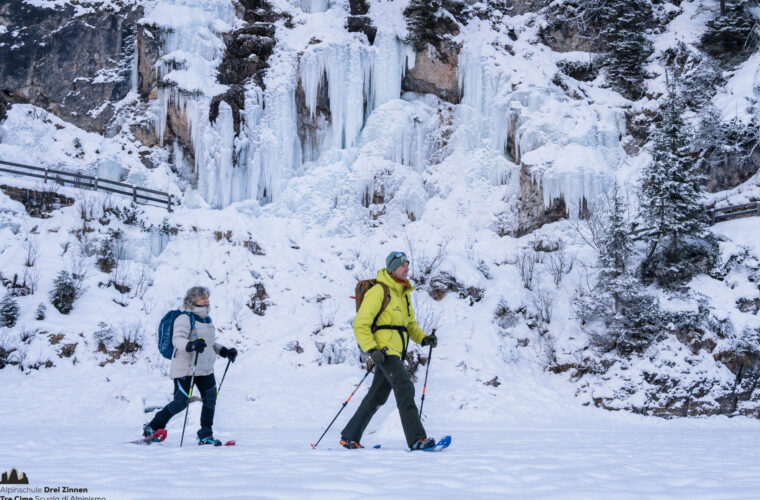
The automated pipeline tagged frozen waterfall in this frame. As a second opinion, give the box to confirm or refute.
[456,43,623,212]
[144,0,235,147]
[299,31,414,152]
[300,0,330,13]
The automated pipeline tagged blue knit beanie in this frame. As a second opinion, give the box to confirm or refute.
[386,251,409,273]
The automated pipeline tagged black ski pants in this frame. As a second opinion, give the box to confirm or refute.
[341,355,426,448]
[149,374,217,439]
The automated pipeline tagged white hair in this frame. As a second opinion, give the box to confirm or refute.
[183,286,210,310]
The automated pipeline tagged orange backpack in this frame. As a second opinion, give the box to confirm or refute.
[353,279,391,332]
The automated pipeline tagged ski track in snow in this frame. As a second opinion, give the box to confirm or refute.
[5,363,760,499]
[6,425,760,499]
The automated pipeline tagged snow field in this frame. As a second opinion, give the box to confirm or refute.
[5,361,760,499]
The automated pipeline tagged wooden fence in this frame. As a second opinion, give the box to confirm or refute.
[0,159,174,211]
[710,201,760,224]
[631,201,759,238]
[2,158,757,221]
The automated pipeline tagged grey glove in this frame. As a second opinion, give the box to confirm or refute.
[421,334,438,348]
[368,348,385,366]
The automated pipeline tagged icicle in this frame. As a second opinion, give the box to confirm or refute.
[456,47,511,155]
[154,87,171,146]
[359,99,435,171]
[145,0,237,177]
[255,76,301,203]
[130,34,139,93]
[297,32,411,159]
[300,0,329,13]
[197,102,235,208]
[369,31,407,111]
[456,43,626,214]
[299,49,326,120]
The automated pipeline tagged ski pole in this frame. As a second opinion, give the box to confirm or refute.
[419,343,433,418]
[217,358,232,397]
[374,357,393,386]
[180,350,199,447]
[372,346,393,386]
[310,365,373,449]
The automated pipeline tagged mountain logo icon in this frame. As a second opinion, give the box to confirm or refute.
[0,468,29,484]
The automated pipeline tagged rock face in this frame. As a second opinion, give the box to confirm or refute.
[0,2,141,133]
[539,3,605,53]
[0,92,9,121]
[402,42,460,104]
[713,345,760,417]
[136,25,161,99]
[208,0,280,138]
[496,0,550,16]
[295,72,331,163]
[348,0,370,15]
[589,334,760,418]
[346,15,377,45]
[540,25,604,53]
[704,145,760,193]
[516,164,567,237]
[0,184,75,218]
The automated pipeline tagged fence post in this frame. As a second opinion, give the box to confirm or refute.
[44,168,48,184]
[756,201,760,217]
[167,194,173,212]
[93,176,98,192]
[133,185,137,203]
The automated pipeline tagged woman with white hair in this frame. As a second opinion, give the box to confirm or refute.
[143,286,237,446]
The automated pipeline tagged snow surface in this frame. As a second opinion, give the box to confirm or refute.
[6,357,760,499]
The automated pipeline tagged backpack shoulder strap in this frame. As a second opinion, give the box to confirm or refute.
[181,312,196,337]
[371,282,391,333]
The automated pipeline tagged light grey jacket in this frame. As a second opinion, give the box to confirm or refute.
[170,305,222,379]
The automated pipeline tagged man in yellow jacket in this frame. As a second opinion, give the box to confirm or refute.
[340,251,438,450]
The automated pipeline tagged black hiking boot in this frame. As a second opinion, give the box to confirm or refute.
[198,436,223,446]
[410,437,436,451]
[339,439,364,449]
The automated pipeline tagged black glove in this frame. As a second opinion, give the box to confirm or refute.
[368,348,385,366]
[186,338,207,353]
[421,334,438,348]
[220,346,237,362]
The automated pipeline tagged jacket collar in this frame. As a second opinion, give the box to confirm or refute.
[186,305,210,319]
[377,268,414,294]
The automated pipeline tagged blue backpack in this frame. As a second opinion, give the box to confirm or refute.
[157,310,196,359]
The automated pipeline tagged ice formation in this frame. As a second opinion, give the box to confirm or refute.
[456,46,514,157]
[195,29,414,207]
[144,0,235,147]
[299,31,414,152]
[144,0,624,213]
[456,42,624,212]
[359,98,435,171]
[300,0,329,13]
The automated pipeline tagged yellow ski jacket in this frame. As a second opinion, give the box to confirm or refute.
[353,269,427,358]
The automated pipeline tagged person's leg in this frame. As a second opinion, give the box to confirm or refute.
[385,356,426,448]
[149,377,192,430]
[194,374,217,439]
[340,368,392,444]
